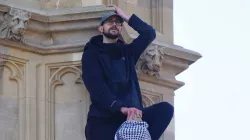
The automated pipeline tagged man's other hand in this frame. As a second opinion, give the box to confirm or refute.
[120,107,142,120]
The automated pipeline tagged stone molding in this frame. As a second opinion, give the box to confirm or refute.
[137,72,184,91]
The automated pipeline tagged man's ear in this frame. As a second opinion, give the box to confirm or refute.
[98,26,103,33]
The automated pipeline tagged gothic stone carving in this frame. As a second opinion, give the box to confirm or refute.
[0,7,31,42]
[137,44,164,76]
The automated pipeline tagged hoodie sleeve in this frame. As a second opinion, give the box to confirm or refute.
[127,14,156,64]
[82,51,125,113]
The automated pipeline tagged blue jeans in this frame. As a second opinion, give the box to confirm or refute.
[85,102,174,140]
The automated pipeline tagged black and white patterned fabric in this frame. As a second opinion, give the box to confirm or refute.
[114,120,151,140]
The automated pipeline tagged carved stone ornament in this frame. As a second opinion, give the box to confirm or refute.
[0,7,31,42]
[137,44,164,76]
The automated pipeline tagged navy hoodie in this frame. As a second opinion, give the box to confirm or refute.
[81,14,156,118]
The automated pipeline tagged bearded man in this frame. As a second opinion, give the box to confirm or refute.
[82,4,174,140]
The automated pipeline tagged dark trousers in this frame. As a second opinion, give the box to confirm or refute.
[85,102,174,140]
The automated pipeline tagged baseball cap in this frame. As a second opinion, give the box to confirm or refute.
[100,12,124,26]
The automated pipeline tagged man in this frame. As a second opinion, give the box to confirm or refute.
[82,5,174,140]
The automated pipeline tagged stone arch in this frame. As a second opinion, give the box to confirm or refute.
[142,94,154,107]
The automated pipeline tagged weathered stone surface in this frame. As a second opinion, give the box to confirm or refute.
[55,102,86,140]
[40,0,103,10]
[41,0,83,10]
[0,96,18,140]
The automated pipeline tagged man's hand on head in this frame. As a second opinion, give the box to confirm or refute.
[120,107,142,120]
[106,4,130,23]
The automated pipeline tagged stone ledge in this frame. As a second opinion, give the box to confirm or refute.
[137,72,185,90]
[130,33,202,65]
[0,40,85,54]
[0,4,114,22]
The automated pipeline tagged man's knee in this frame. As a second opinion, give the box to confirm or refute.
[156,102,174,117]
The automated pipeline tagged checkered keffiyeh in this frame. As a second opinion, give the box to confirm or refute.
[114,120,151,140]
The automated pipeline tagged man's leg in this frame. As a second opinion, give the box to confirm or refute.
[142,102,174,140]
[85,116,124,140]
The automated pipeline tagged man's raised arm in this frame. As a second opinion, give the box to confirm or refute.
[127,14,156,63]
[106,4,156,63]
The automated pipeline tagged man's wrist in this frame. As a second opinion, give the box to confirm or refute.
[120,107,127,113]
[123,15,130,23]
[120,107,126,111]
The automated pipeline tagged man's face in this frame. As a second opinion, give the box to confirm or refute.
[100,16,123,39]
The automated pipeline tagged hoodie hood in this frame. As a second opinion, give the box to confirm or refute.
[84,35,125,54]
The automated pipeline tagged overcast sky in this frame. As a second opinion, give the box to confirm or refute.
[174,0,250,140]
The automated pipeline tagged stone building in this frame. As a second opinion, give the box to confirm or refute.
[0,0,201,140]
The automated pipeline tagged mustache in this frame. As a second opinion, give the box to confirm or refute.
[109,27,118,30]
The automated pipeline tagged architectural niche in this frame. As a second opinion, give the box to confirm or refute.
[0,7,31,42]
[0,58,26,140]
[136,44,164,77]
[46,64,90,140]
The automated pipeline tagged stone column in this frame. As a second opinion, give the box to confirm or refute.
[0,3,201,140]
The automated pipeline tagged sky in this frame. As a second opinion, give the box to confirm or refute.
[173,0,250,140]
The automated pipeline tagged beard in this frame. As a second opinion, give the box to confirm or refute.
[103,27,121,39]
